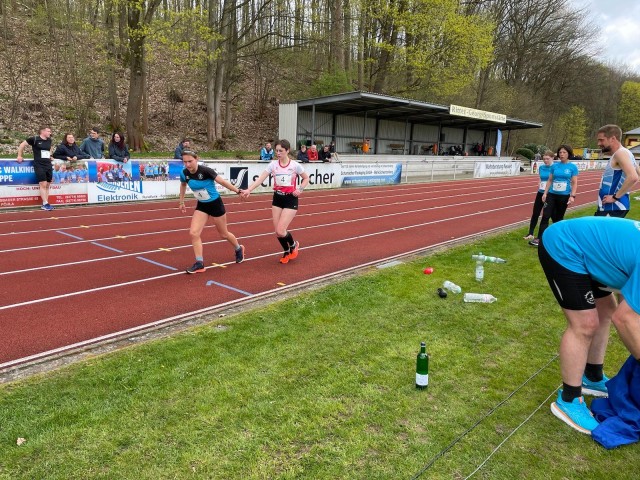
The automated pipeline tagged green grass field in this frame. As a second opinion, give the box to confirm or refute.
[1,202,639,479]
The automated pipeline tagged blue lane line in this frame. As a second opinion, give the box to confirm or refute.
[91,242,124,253]
[136,256,179,271]
[57,230,84,240]
[206,280,253,296]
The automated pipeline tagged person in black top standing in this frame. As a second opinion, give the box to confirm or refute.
[17,126,55,211]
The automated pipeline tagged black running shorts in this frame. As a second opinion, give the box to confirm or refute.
[195,197,226,217]
[33,162,53,183]
[272,191,298,210]
[538,239,611,310]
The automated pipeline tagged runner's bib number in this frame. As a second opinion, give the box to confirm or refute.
[539,181,547,191]
[553,181,567,192]
[275,173,294,187]
[192,189,211,201]
[41,151,50,159]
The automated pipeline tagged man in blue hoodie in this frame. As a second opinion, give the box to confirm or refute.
[80,128,105,159]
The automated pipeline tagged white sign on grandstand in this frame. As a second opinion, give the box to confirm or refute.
[450,105,506,124]
[473,161,521,178]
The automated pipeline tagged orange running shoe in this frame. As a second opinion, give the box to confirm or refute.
[279,251,291,264]
[287,241,299,260]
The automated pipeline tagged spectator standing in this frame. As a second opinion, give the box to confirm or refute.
[297,144,309,163]
[537,216,640,434]
[260,142,274,162]
[53,133,90,162]
[524,151,554,241]
[178,149,245,273]
[108,132,130,163]
[242,139,310,264]
[595,124,638,217]
[80,128,105,159]
[174,137,191,159]
[307,144,319,162]
[319,145,332,162]
[529,145,578,247]
[17,127,56,211]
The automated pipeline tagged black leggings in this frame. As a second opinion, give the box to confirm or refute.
[538,193,569,240]
[527,191,544,236]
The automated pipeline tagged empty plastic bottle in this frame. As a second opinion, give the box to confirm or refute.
[475,261,484,282]
[463,293,497,303]
[442,280,461,294]
[471,254,507,264]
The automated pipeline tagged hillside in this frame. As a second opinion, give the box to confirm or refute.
[0,17,280,157]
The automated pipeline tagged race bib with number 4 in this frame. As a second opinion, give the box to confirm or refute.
[192,189,211,201]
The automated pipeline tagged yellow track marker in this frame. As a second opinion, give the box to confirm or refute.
[276,282,286,286]
[79,225,89,228]
[158,248,171,252]
[51,217,59,220]
[115,235,127,239]
[211,263,227,268]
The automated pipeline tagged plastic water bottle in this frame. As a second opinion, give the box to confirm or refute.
[463,293,497,303]
[475,261,484,282]
[472,254,507,264]
[442,280,461,294]
[416,342,429,389]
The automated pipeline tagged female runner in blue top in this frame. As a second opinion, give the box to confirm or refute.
[530,145,578,246]
[524,150,554,241]
[179,150,245,273]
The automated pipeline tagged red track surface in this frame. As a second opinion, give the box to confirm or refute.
[0,172,610,367]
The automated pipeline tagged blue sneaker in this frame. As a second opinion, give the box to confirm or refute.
[550,390,599,435]
[582,374,609,397]
[41,203,55,211]
[235,245,245,264]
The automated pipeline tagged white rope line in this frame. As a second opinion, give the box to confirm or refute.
[464,385,561,479]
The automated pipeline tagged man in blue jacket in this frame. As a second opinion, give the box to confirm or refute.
[80,128,105,159]
[538,217,640,435]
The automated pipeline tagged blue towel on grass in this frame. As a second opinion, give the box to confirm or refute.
[590,355,640,449]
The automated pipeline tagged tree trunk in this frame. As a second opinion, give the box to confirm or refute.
[126,34,145,151]
[105,0,121,131]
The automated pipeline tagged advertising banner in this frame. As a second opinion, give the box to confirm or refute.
[0,183,88,208]
[473,161,521,178]
[0,161,38,185]
[340,163,402,186]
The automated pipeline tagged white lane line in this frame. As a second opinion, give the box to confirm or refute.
[0,200,544,311]
[0,180,602,253]
[0,174,599,233]
[0,186,601,276]
[0,218,526,370]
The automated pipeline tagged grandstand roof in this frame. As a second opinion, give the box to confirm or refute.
[290,91,542,132]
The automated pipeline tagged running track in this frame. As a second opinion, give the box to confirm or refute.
[0,171,614,368]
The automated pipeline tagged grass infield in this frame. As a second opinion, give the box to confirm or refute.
[1,201,639,479]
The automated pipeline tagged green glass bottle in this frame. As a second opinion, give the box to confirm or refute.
[416,342,429,389]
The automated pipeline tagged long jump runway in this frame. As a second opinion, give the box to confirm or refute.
[0,171,609,368]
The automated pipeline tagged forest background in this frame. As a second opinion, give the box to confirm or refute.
[1,0,640,156]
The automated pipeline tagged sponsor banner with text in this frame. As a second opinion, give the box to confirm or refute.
[340,163,402,186]
[474,161,521,178]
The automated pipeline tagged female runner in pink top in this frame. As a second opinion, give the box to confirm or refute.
[243,139,310,263]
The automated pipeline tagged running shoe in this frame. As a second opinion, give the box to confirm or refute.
[186,261,206,274]
[550,390,599,435]
[41,203,55,211]
[235,245,245,264]
[287,241,299,260]
[523,234,534,240]
[279,251,291,264]
[582,374,609,397]
[529,238,539,247]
